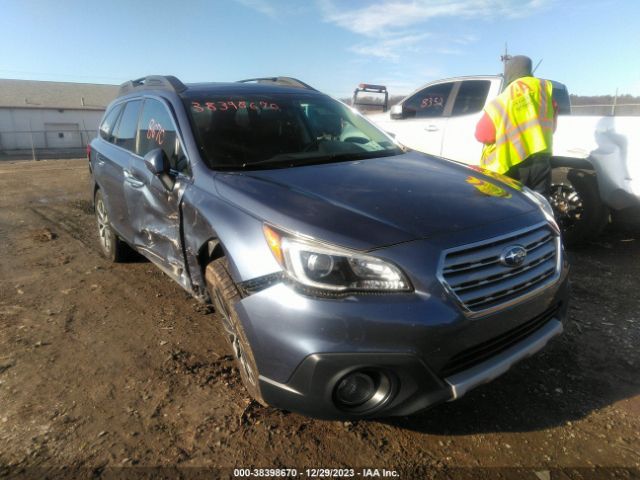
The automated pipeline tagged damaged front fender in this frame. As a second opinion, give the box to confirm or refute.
[181,176,282,300]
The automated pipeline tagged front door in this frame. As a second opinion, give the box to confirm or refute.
[123,97,192,289]
[392,81,456,156]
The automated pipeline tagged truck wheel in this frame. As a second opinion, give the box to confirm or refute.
[611,207,640,233]
[550,168,609,246]
[205,258,265,405]
[94,189,129,262]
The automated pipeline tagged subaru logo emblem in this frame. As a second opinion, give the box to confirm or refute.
[500,245,527,267]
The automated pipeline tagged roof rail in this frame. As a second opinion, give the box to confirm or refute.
[237,76,317,91]
[118,75,187,96]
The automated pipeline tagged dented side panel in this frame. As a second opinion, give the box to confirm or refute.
[181,173,282,298]
[123,159,192,292]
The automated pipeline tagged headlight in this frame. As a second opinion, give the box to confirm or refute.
[523,187,559,233]
[263,225,411,293]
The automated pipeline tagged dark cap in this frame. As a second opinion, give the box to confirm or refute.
[505,55,533,85]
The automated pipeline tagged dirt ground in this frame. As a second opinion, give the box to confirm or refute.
[0,159,638,479]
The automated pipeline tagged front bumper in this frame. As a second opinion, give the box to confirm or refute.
[256,300,566,419]
[234,216,570,419]
[236,275,568,419]
[445,317,563,400]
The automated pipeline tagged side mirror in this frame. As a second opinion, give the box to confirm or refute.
[144,148,169,176]
[390,104,404,120]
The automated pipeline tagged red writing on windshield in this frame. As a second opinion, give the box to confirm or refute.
[191,101,280,113]
[147,119,165,145]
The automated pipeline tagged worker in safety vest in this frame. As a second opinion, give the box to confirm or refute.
[475,55,558,195]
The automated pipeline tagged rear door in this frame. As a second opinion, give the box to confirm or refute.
[441,79,496,164]
[92,102,135,240]
[123,97,191,288]
[103,99,142,242]
[93,104,122,206]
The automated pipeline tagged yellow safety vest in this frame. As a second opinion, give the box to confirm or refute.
[480,77,554,174]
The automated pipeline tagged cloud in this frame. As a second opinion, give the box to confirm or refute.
[319,0,551,63]
[452,33,479,45]
[233,0,277,17]
[349,32,432,60]
[319,0,552,37]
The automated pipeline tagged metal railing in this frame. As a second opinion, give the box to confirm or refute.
[0,129,98,160]
[570,104,640,116]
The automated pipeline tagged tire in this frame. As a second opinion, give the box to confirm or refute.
[94,189,129,262]
[550,168,609,246]
[611,207,640,234]
[205,258,265,405]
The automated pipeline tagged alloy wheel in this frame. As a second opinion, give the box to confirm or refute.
[212,288,257,387]
[95,196,112,253]
[549,182,584,229]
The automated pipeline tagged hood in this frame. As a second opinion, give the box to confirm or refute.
[214,152,538,250]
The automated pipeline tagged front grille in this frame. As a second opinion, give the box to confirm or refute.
[439,223,560,313]
[440,303,561,378]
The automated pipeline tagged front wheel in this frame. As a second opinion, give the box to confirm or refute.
[205,258,265,405]
[549,168,609,246]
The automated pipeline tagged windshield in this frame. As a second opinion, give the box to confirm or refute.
[183,92,402,169]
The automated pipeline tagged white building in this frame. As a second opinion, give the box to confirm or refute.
[0,79,119,158]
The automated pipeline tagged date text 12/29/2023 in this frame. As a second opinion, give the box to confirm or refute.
[233,468,400,478]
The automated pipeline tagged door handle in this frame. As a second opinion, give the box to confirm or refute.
[424,125,439,132]
[96,153,106,166]
[124,170,145,189]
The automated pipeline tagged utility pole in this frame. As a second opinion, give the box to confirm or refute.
[500,43,512,78]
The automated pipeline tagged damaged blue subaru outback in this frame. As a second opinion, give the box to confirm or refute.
[89,75,569,419]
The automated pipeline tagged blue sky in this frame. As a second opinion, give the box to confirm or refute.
[1,0,639,98]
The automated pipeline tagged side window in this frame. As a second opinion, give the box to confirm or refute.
[113,100,142,152]
[403,82,454,118]
[552,84,571,115]
[138,99,189,174]
[451,80,491,116]
[99,104,123,143]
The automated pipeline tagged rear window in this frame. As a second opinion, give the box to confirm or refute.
[183,93,401,169]
[451,80,491,116]
[99,104,123,143]
[113,100,142,152]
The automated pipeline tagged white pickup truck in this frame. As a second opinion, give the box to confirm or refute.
[360,76,640,244]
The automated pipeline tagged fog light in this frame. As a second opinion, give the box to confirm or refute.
[333,370,394,414]
[335,372,376,407]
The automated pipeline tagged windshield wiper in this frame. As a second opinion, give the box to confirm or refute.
[240,149,401,170]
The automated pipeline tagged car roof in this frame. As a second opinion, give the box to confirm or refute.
[114,75,323,102]
[182,82,324,97]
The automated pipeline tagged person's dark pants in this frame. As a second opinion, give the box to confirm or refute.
[505,152,551,196]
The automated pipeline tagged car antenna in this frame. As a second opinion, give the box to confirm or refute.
[533,58,543,74]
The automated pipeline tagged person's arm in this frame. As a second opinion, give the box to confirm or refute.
[552,99,559,132]
[475,112,496,144]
